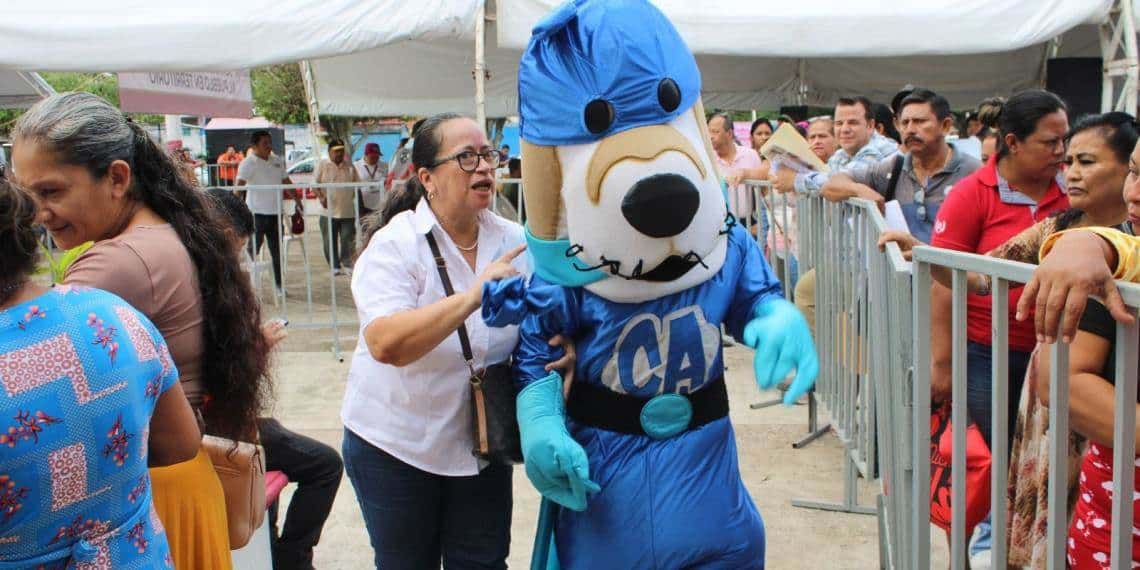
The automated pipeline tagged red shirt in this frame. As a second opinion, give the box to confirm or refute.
[931,156,1068,351]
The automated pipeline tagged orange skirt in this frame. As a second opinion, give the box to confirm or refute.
[150,447,233,569]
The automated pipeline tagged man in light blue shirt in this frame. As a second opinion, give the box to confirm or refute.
[771,96,898,195]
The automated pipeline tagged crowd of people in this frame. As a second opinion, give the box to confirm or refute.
[2,81,1140,569]
[711,86,1139,569]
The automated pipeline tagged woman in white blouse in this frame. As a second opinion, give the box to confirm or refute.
[343,113,572,569]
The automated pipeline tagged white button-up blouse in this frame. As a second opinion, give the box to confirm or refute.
[343,198,528,476]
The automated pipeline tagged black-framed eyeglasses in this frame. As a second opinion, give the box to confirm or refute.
[430,149,502,173]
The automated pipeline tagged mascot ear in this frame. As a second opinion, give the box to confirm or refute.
[521,140,564,240]
[692,98,718,167]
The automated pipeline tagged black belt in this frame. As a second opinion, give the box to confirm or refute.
[566,376,729,437]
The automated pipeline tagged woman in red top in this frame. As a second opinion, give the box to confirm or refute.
[930,90,1070,454]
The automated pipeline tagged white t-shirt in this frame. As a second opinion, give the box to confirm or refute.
[237,154,287,215]
[343,199,528,476]
[355,159,388,211]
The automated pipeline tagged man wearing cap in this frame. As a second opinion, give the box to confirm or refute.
[315,139,360,275]
[354,142,387,217]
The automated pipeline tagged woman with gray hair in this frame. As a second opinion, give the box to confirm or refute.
[11,92,271,569]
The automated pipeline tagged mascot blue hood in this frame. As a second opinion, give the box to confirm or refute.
[519,0,702,146]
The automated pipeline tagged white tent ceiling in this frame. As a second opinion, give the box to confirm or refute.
[308,0,1117,116]
[0,0,1128,115]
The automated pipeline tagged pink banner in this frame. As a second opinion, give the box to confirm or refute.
[118,71,252,117]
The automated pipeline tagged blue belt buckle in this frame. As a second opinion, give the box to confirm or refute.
[640,394,693,439]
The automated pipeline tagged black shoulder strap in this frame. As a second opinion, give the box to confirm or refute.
[884,154,905,203]
[425,230,474,365]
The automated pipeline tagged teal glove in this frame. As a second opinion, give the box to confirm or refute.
[742,298,819,405]
[517,372,600,512]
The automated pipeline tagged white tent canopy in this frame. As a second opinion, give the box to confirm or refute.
[0,1,482,72]
[307,0,1120,116]
[0,71,54,109]
[0,0,1132,115]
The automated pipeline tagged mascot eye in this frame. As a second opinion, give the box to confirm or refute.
[584,99,615,134]
[657,78,681,112]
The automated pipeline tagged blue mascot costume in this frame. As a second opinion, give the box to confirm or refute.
[482,1,819,567]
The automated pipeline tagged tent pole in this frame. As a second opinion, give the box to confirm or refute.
[1100,0,1138,112]
[475,1,488,129]
[796,59,808,106]
[300,61,324,152]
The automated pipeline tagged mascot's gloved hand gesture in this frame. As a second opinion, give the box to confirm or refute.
[743,298,819,405]
[517,372,600,512]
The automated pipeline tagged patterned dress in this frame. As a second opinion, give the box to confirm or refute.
[0,287,177,569]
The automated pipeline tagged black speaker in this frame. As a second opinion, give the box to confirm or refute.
[1046,58,1103,120]
[778,105,809,123]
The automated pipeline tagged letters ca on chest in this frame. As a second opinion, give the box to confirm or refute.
[601,306,720,396]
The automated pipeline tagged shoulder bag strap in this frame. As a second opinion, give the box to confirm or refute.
[424,230,476,369]
[884,154,905,203]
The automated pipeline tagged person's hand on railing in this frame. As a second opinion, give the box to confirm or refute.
[768,169,798,194]
[877,230,922,262]
[725,171,745,188]
[1016,230,1132,344]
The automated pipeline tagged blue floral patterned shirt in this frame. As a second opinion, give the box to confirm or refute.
[0,286,177,569]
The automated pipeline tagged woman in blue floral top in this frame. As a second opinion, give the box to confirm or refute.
[0,179,201,569]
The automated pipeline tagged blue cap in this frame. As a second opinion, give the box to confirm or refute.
[518,0,701,146]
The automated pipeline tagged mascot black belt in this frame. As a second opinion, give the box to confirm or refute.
[566,376,729,440]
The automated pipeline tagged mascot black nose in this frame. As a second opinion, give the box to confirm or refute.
[621,174,700,238]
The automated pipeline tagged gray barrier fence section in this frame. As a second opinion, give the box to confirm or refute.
[751,184,916,568]
[911,245,1140,569]
[208,181,386,361]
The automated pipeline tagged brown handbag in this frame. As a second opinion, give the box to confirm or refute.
[425,230,523,465]
[202,435,266,549]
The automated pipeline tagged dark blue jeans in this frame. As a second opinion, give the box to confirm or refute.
[342,429,513,570]
[965,341,1032,457]
[260,417,343,570]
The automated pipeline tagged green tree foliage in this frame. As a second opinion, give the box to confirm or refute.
[251,64,310,125]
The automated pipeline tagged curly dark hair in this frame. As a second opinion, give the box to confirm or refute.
[14,93,270,441]
[0,179,39,303]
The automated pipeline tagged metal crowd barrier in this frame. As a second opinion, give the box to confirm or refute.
[198,163,242,187]
[205,181,386,361]
[749,185,916,567]
[910,246,1140,570]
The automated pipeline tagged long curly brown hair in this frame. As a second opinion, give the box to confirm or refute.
[14,93,270,440]
[0,179,39,304]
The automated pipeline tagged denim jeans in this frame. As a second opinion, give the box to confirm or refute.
[964,340,1032,454]
[342,429,513,570]
[259,418,343,570]
[964,341,1031,559]
[319,216,357,270]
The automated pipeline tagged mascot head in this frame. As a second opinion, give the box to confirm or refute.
[519,0,728,303]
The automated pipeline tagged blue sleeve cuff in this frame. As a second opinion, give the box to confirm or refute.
[482,275,565,327]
